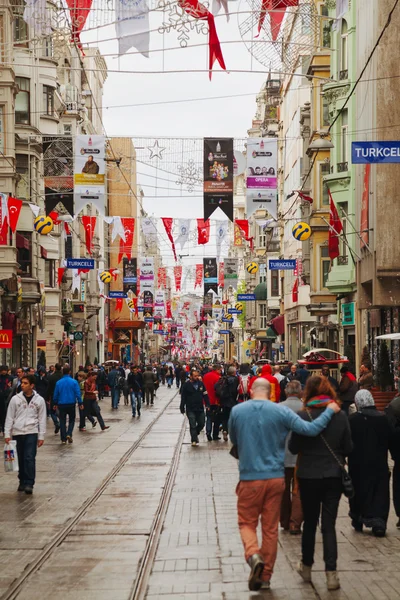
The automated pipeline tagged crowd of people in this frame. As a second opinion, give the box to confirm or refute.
[2,356,400,594]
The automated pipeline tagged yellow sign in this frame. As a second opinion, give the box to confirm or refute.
[292,221,312,241]
[242,340,256,350]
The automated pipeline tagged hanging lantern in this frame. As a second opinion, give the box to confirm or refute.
[292,221,312,241]
[99,270,112,283]
[34,215,54,235]
[246,261,259,274]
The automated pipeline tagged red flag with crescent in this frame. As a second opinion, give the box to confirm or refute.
[81,215,96,255]
[197,219,210,245]
[7,197,23,233]
[118,217,135,263]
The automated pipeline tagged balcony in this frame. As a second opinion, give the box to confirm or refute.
[337,255,348,266]
[339,70,348,80]
[59,84,81,115]
[337,162,348,173]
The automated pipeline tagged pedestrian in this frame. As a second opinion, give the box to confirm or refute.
[272,364,285,385]
[78,371,96,430]
[180,369,207,446]
[96,367,107,400]
[83,372,110,432]
[279,380,303,534]
[229,378,340,591]
[180,368,188,388]
[386,393,400,528]
[289,376,352,591]
[238,363,251,402]
[321,365,339,392]
[338,365,358,414]
[218,366,239,442]
[348,389,393,537]
[127,365,143,417]
[53,365,83,444]
[35,366,48,400]
[8,366,24,401]
[248,364,280,402]
[358,362,374,390]
[4,374,46,494]
[160,364,167,386]
[143,365,157,406]
[175,364,182,389]
[46,363,62,434]
[166,365,174,388]
[0,365,12,435]
[296,363,311,388]
[203,364,222,441]
[107,364,121,410]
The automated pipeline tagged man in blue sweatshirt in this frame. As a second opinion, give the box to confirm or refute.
[228,377,340,592]
[53,365,83,444]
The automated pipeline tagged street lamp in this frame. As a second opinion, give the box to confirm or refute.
[307,136,334,152]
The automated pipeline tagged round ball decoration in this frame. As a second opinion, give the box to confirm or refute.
[292,221,312,241]
[246,262,259,274]
[235,302,244,311]
[99,271,112,284]
[224,313,233,320]
[34,215,54,235]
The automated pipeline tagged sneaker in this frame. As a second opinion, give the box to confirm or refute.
[326,571,340,591]
[223,431,228,442]
[66,436,73,444]
[54,426,60,435]
[260,580,270,590]
[297,561,312,583]
[79,427,86,432]
[137,411,141,417]
[191,441,197,447]
[372,528,386,537]
[24,486,33,495]
[207,434,213,441]
[102,426,110,431]
[61,441,67,445]
[247,554,264,591]
[17,483,25,492]
[92,421,97,428]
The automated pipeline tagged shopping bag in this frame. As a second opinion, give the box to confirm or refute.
[4,441,19,473]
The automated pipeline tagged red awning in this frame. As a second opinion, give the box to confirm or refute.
[40,246,48,259]
[271,314,285,336]
[37,339,47,346]
[16,233,29,249]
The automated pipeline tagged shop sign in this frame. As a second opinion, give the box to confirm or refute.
[0,330,12,348]
[352,141,400,164]
[66,259,95,269]
[109,291,127,298]
[286,309,299,323]
[269,259,296,270]
[237,294,256,301]
[342,302,355,326]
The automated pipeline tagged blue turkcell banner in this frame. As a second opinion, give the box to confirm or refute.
[237,294,256,301]
[66,258,95,269]
[269,259,296,270]
[228,308,242,314]
[218,330,230,334]
[109,291,127,298]
[352,141,400,164]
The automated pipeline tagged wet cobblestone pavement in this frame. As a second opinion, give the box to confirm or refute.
[1,387,400,599]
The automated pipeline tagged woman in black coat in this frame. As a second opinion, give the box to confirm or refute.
[289,376,353,592]
[348,389,393,537]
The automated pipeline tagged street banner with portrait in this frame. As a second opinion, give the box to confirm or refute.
[43,136,74,215]
[123,257,137,296]
[203,257,218,295]
[246,138,278,219]
[74,135,105,215]
[203,138,234,221]
[224,258,238,289]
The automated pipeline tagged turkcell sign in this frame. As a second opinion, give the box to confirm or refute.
[218,340,224,345]
[109,291,127,299]
[222,317,233,323]
[269,259,296,270]
[66,258,95,269]
[352,141,400,163]
[228,308,242,314]
[237,294,256,301]
[219,329,230,334]
[154,330,165,335]
[144,317,154,323]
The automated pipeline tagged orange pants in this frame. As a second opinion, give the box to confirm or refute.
[237,478,285,582]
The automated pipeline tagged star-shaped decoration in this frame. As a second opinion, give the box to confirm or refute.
[148,140,166,160]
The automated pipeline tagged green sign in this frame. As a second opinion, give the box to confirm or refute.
[74,331,83,341]
[342,302,355,327]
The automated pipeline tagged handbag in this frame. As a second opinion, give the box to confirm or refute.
[4,441,19,473]
[305,408,354,499]
[229,444,239,459]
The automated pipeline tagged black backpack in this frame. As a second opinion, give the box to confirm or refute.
[214,376,231,404]
[116,373,125,390]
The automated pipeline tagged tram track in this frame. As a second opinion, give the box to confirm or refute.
[2,391,186,600]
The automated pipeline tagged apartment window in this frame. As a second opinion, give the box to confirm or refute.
[340,109,348,165]
[339,202,348,258]
[320,246,331,289]
[340,19,348,78]
[258,225,266,249]
[43,85,54,116]
[13,16,28,47]
[0,106,4,153]
[259,303,268,329]
[320,90,330,128]
[63,124,72,135]
[259,264,267,284]
[44,259,55,287]
[43,36,53,58]
[271,270,279,297]
[15,77,30,124]
[65,235,73,259]
[320,162,330,206]
[17,232,32,276]
[16,154,29,199]
[320,4,331,48]
[301,3,312,34]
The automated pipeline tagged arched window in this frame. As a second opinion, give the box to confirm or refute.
[340,19,348,79]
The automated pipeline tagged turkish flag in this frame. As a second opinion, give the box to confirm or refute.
[161,217,177,261]
[7,197,23,233]
[218,261,224,288]
[48,211,61,225]
[166,300,173,319]
[328,190,343,260]
[65,0,93,52]
[174,266,182,291]
[257,0,298,41]
[235,219,254,249]
[195,264,203,288]
[292,278,299,303]
[57,268,66,285]
[197,219,210,245]
[81,216,96,255]
[118,217,135,263]
[115,298,123,312]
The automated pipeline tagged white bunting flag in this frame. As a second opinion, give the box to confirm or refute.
[141,217,157,248]
[29,203,41,218]
[111,216,126,242]
[175,218,190,250]
[116,0,150,58]
[23,0,52,37]
[72,270,80,294]
[215,220,229,257]
[212,0,229,21]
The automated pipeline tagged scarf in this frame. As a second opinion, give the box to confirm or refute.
[305,395,333,408]
[354,389,375,410]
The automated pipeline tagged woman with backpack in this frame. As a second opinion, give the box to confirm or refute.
[238,363,251,402]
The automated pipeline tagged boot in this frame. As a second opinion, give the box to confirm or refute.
[247,554,264,591]
[296,561,312,583]
[326,571,340,591]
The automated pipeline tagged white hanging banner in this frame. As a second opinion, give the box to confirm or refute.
[23,0,52,37]
[112,216,126,242]
[0,193,8,227]
[116,0,150,58]
[74,135,106,215]
[141,217,158,248]
[215,220,229,257]
[175,218,190,250]
[246,137,278,219]
[29,203,41,218]
[154,291,165,319]
[72,270,80,294]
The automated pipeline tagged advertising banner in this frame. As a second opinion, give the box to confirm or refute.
[43,136,73,215]
[123,257,137,295]
[203,257,218,295]
[213,296,223,320]
[352,141,400,163]
[140,257,154,282]
[74,135,105,215]
[203,138,234,221]
[246,138,278,218]
[224,258,238,289]
[360,164,370,248]
[0,330,13,348]
[154,291,165,319]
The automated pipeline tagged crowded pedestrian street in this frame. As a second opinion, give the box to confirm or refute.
[2,385,400,600]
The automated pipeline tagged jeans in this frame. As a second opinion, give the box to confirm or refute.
[14,433,38,487]
[79,400,96,429]
[49,409,59,429]
[221,406,233,433]
[280,467,303,531]
[144,386,154,405]
[88,399,106,429]
[206,406,221,439]
[58,404,77,441]
[111,387,120,409]
[167,377,173,387]
[237,478,285,582]
[299,477,342,571]
[187,410,205,442]
[131,391,142,416]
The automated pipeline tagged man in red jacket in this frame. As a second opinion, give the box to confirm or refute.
[203,364,222,441]
[248,364,280,402]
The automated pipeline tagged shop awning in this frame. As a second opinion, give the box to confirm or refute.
[254,282,267,301]
[271,314,285,336]
[16,233,29,249]
[266,327,277,339]
[40,246,48,259]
